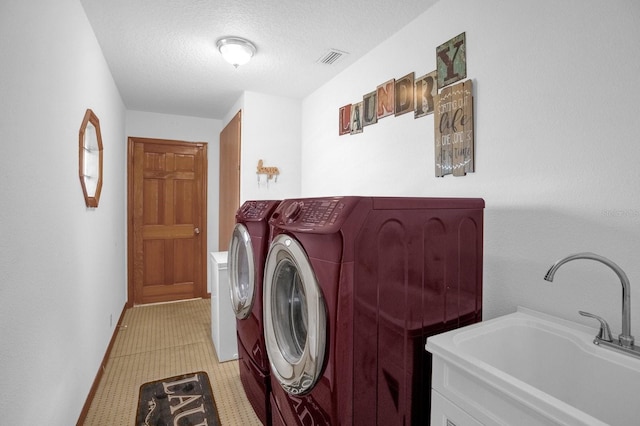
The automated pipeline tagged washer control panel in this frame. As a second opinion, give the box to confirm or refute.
[271,198,353,232]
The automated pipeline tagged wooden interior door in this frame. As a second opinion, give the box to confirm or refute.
[218,110,241,251]
[128,137,208,305]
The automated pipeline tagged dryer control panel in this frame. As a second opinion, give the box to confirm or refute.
[237,200,281,221]
[270,197,357,233]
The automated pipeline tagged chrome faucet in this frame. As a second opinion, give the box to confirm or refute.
[544,252,638,356]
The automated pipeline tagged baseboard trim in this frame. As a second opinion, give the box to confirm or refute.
[76,302,128,425]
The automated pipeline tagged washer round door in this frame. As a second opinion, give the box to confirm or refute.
[263,234,327,395]
[228,223,255,319]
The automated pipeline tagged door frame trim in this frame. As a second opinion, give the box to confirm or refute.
[126,137,208,307]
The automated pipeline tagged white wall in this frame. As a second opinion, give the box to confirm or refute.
[126,110,223,267]
[227,91,302,204]
[301,0,640,332]
[0,0,126,424]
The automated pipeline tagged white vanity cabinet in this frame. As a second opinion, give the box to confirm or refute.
[430,387,482,426]
[426,308,640,426]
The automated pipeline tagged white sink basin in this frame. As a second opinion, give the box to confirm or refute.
[426,307,640,425]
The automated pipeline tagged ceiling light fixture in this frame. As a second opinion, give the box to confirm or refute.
[216,37,256,68]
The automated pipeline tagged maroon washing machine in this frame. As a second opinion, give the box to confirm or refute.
[228,200,281,425]
[262,196,484,425]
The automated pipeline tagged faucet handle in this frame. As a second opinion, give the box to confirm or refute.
[579,311,614,342]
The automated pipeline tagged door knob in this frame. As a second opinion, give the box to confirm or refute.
[194,227,200,235]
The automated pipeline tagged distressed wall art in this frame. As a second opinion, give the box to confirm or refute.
[377,79,395,119]
[434,79,474,177]
[336,32,475,178]
[351,101,363,134]
[436,32,466,89]
[394,72,415,116]
[362,91,378,127]
[414,70,437,118]
[338,103,351,135]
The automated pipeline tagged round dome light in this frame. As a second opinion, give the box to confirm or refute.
[217,37,257,68]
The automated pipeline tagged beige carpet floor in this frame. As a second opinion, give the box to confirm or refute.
[83,298,262,425]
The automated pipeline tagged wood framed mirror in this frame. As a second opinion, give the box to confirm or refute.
[79,109,103,208]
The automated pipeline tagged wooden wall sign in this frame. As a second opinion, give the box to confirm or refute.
[434,79,474,177]
[362,91,378,127]
[351,101,363,134]
[338,69,437,135]
[394,72,414,116]
[377,79,395,119]
[339,104,352,135]
[437,32,466,89]
[414,70,437,118]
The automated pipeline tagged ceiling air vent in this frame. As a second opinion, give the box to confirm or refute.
[317,49,349,65]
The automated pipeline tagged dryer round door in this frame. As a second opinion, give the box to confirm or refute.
[263,234,327,395]
[228,223,255,319]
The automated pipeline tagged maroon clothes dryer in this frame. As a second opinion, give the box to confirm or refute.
[228,200,281,425]
[262,196,484,425]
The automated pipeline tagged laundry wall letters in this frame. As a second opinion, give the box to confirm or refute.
[337,32,475,177]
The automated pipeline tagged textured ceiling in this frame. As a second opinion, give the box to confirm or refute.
[80,0,438,119]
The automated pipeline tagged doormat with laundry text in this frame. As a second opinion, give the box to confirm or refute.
[136,371,220,426]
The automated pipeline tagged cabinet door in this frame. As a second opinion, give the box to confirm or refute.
[431,390,483,426]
